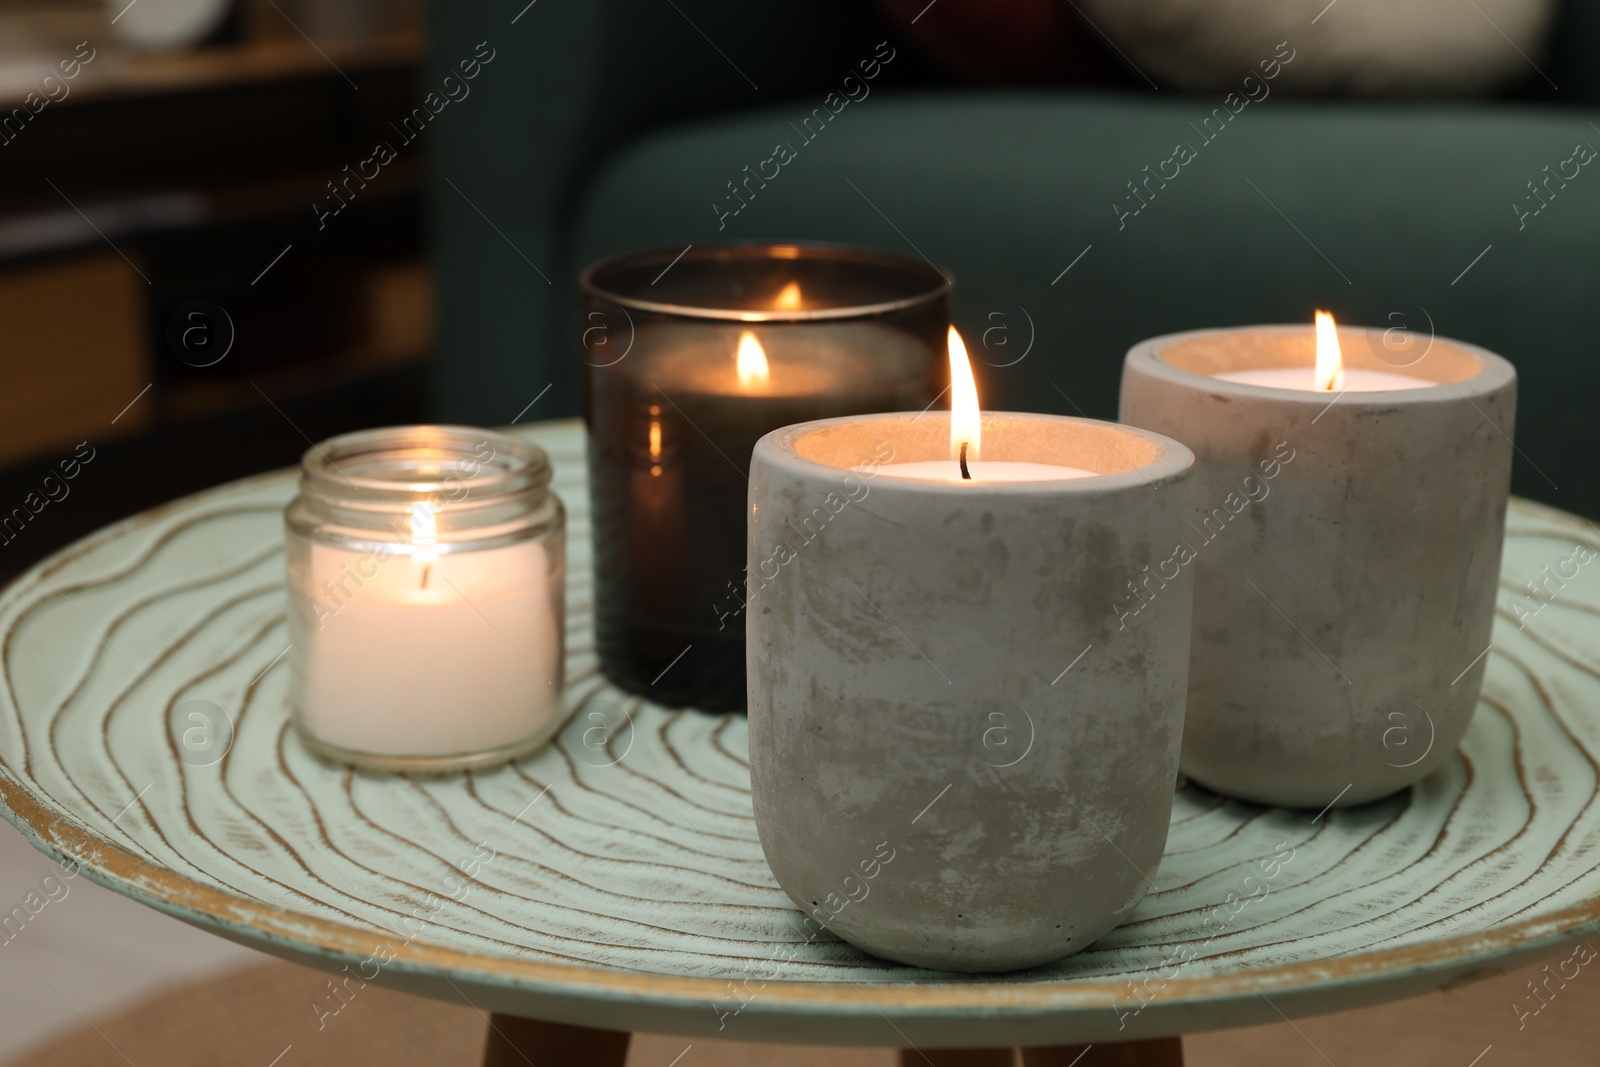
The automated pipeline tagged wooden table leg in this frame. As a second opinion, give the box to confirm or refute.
[1020,1037,1183,1066]
[899,1050,1015,1066]
[480,1012,631,1067]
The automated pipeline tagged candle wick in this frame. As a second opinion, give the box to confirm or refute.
[959,442,972,481]
[420,564,431,590]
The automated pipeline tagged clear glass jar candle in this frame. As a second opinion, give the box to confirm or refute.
[285,426,566,773]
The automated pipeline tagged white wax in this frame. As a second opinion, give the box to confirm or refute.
[297,539,564,758]
[872,460,1097,483]
[1212,368,1434,392]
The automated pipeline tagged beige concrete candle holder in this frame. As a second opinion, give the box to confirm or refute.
[746,412,1195,972]
[1119,325,1516,809]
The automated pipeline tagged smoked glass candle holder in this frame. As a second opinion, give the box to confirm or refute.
[285,426,566,774]
[580,243,948,712]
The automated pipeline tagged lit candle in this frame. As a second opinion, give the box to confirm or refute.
[582,244,948,711]
[1210,311,1435,392]
[747,383,1197,972]
[296,537,562,762]
[286,426,566,772]
[1119,319,1517,808]
[646,323,916,399]
[875,328,1097,483]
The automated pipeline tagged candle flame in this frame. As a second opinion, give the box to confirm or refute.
[948,326,981,462]
[736,331,770,389]
[648,406,663,476]
[1314,310,1346,392]
[409,500,438,567]
[773,280,803,310]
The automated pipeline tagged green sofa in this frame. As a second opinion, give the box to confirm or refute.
[428,0,1600,518]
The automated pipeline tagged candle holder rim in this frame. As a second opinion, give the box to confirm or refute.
[1127,324,1516,402]
[297,425,553,502]
[754,411,1194,493]
[578,241,953,323]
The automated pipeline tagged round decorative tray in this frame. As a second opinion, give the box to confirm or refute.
[2,419,1597,1048]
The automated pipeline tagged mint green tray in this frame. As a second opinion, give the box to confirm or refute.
[3,419,1597,1048]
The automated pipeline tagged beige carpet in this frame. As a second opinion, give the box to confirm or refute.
[3,953,1593,1066]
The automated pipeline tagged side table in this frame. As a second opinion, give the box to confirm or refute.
[3,420,1598,1062]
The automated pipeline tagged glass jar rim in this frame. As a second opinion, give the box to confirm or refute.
[298,425,552,506]
[578,241,953,323]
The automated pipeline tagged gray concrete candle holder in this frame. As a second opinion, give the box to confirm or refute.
[747,412,1195,973]
[1119,325,1516,809]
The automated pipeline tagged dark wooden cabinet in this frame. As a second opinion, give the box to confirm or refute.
[0,31,435,580]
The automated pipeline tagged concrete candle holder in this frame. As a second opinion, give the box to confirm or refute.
[747,411,1195,972]
[1119,325,1516,809]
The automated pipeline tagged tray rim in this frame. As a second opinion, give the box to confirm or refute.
[5,767,1597,1042]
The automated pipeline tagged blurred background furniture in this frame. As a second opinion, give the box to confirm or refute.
[0,0,428,584]
[5,0,1599,592]
[429,0,1600,521]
